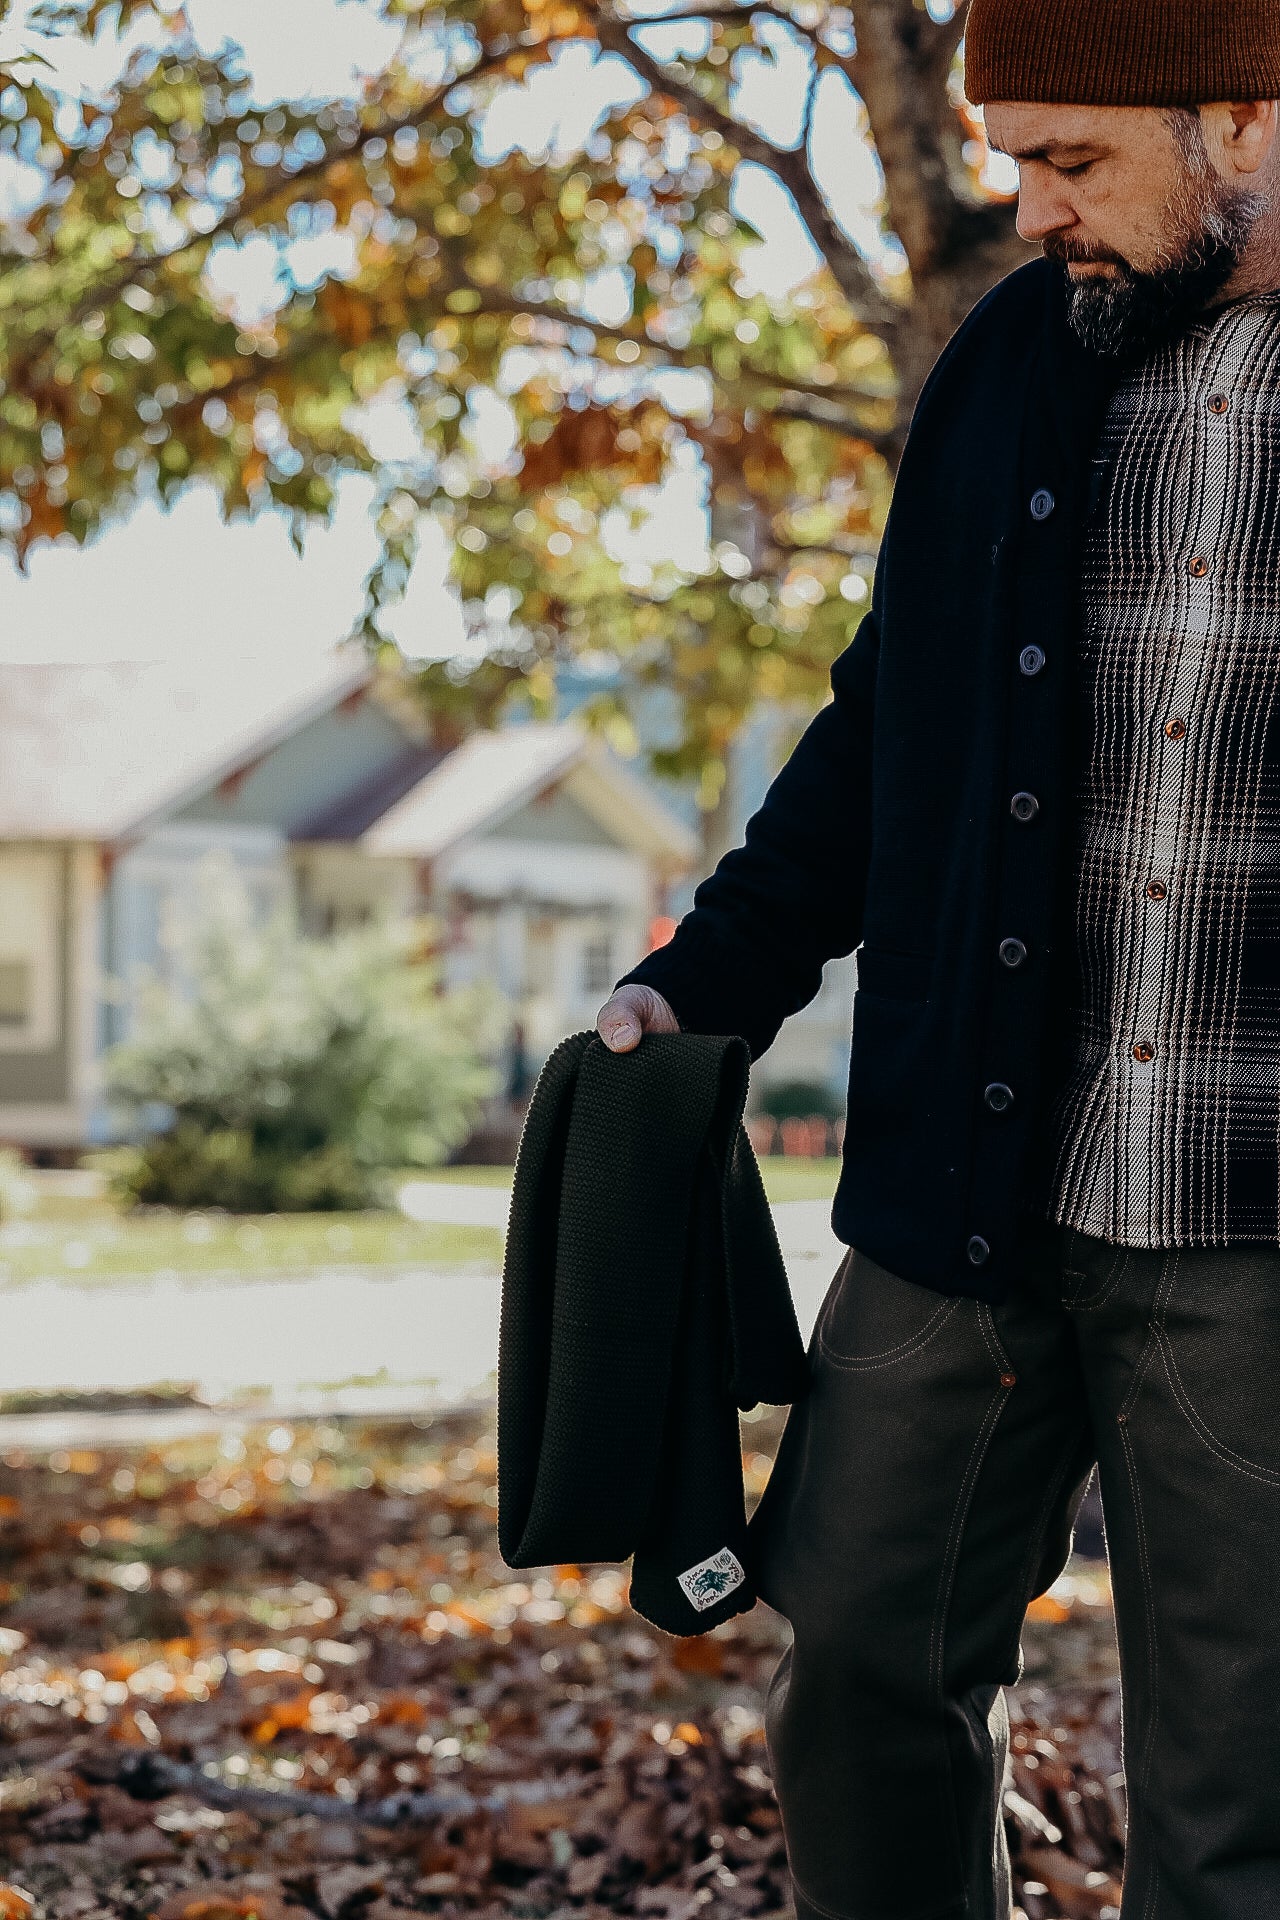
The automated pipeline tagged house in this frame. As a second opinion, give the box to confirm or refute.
[361,723,699,1071]
[0,656,697,1155]
[557,669,860,1117]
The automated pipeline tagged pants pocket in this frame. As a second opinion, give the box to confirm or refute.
[818,1244,962,1370]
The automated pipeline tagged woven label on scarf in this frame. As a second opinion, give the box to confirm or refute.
[677,1546,746,1612]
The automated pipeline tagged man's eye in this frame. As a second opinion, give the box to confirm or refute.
[1059,160,1094,177]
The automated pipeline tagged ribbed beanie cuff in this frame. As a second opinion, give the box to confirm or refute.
[965,0,1280,107]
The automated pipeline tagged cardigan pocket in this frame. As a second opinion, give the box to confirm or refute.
[844,988,932,1141]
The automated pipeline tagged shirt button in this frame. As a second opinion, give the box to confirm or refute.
[999,937,1028,968]
[967,1235,991,1267]
[1010,791,1040,823]
[1132,1042,1156,1064]
[1164,718,1188,741]
[1189,556,1210,578]
[1145,880,1168,901]
[1019,645,1046,677]
[1207,392,1231,414]
[984,1082,1015,1113]
[1030,488,1056,522]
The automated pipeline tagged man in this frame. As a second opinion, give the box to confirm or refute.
[594,2,1280,1913]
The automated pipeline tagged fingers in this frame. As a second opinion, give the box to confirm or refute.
[596,984,679,1052]
[598,988,644,1052]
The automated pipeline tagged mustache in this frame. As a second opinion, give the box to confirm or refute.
[1043,234,1132,271]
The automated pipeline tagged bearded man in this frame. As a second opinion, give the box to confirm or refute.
[594,1,1280,1912]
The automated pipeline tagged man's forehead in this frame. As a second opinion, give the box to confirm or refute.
[983,102,1142,157]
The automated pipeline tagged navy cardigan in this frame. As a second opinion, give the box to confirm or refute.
[619,258,1118,1302]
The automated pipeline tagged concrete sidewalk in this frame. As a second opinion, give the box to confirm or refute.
[0,1187,843,1415]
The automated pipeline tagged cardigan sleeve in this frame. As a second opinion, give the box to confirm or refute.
[614,602,880,1061]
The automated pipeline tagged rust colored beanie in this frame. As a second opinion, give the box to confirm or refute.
[965,0,1280,107]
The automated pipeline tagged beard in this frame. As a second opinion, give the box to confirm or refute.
[1047,125,1267,360]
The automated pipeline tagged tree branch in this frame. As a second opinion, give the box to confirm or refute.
[21,39,523,353]
[594,6,899,331]
[771,536,879,562]
[923,0,970,92]
[768,400,895,448]
[104,1751,587,1829]
[619,2,801,27]
[436,266,892,429]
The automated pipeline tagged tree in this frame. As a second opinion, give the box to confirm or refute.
[0,0,1026,794]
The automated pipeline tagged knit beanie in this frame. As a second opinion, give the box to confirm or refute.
[965,0,1280,107]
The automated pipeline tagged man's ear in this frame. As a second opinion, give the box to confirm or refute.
[1210,98,1280,177]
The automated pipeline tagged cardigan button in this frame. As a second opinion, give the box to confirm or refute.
[984,1082,1015,1114]
[1019,645,1046,676]
[1030,488,1056,521]
[967,1235,991,1267]
[999,937,1028,968]
[1011,791,1040,824]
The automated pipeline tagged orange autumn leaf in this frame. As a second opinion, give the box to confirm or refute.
[109,1710,151,1746]
[379,1692,427,1726]
[1025,1593,1071,1624]
[156,1889,303,1920]
[672,1635,724,1676]
[269,1688,316,1729]
[251,1687,316,1739]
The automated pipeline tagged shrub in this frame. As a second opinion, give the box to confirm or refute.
[757,1078,845,1123]
[104,865,501,1211]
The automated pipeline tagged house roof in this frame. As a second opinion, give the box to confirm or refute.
[362,722,700,868]
[0,651,373,843]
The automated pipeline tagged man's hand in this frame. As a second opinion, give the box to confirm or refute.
[596,983,681,1053]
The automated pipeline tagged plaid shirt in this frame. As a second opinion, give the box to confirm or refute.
[1046,290,1280,1247]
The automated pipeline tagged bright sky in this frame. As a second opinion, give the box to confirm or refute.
[0,0,985,670]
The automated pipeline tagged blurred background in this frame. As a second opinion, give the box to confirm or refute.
[0,5,1119,1918]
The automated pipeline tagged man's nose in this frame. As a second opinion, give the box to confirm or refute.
[1016,179,1076,246]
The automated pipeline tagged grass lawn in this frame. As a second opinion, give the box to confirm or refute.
[0,1207,503,1288]
[410,1157,842,1202]
[0,1153,838,1289]
[404,1164,517,1186]
[756,1155,841,1202]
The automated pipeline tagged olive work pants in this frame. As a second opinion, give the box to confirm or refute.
[747,1223,1280,1920]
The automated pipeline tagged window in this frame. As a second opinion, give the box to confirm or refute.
[0,959,30,1029]
[581,931,614,996]
[0,851,58,1052]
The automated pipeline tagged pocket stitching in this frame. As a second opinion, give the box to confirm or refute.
[1157,1331,1280,1487]
[1064,1244,1128,1313]
[818,1295,963,1371]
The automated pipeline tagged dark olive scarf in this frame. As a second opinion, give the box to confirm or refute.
[497,1030,808,1637]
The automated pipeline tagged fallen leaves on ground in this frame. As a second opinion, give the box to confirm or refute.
[0,1409,1125,1919]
